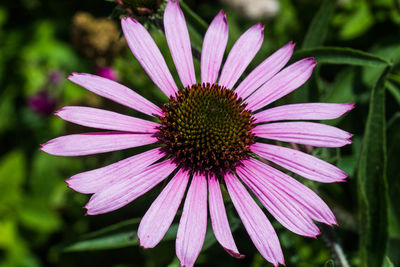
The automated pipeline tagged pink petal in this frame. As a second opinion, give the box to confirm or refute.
[251,143,347,182]
[242,158,336,225]
[208,174,244,258]
[121,17,178,97]
[235,41,295,99]
[85,159,176,215]
[218,23,264,89]
[164,0,196,88]
[41,132,157,156]
[66,148,164,194]
[237,164,320,237]
[176,173,207,267]
[56,106,160,133]
[224,172,284,266]
[68,73,162,117]
[201,10,229,85]
[138,168,189,248]
[246,58,317,111]
[253,121,352,147]
[254,103,355,123]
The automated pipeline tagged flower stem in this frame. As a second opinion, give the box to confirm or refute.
[320,224,350,267]
[179,0,208,35]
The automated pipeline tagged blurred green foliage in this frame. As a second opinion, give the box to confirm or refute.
[0,0,400,266]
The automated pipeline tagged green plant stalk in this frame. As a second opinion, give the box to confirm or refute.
[179,0,208,36]
[357,66,390,267]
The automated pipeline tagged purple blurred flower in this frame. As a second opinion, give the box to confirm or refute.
[48,70,64,85]
[95,66,119,81]
[29,91,57,115]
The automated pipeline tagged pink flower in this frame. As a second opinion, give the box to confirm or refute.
[41,1,353,266]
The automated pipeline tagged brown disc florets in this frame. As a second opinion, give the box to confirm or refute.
[156,83,256,175]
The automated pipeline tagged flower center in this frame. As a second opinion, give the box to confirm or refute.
[157,83,256,175]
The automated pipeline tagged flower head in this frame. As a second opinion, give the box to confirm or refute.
[41,1,354,266]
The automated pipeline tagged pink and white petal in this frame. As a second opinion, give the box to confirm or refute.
[138,168,189,248]
[66,147,164,194]
[237,164,320,237]
[235,41,295,99]
[254,103,355,123]
[68,73,162,117]
[201,10,229,85]
[85,159,176,215]
[218,23,264,89]
[121,17,178,97]
[208,174,244,258]
[253,121,353,147]
[176,174,207,267]
[224,172,284,266]
[41,132,157,156]
[246,58,317,111]
[251,143,347,183]
[164,0,196,87]
[56,106,159,133]
[245,158,336,225]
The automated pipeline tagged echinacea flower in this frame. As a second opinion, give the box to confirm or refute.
[41,1,354,266]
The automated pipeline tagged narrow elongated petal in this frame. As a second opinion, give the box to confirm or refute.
[66,148,164,194]
[138,168,189,248]
[201,10,229,85]
[246,58,317,111]
[254,103,355,123]
[218,23,264,89]
[253,121,352,147]
[164,0,196,87]
[121,17,178,97]
[41,132,157,156]
[235,42,295,99]
[251,143,347,182]
[208,175,243,258]
[176,174,207,267]
[237,164,320,237]
[68,73,162,117]
[243,158,336,225]
[224,172,284,266]
[56,106,160,133]
[85,159,176,215]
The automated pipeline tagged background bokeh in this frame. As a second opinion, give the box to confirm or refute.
[0,0,399,266]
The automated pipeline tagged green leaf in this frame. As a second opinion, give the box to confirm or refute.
[357,67,390,267]
[62,218,140,251]
[333,1,374,40]
[387,112,400,239]
[387,80,400,106]
[382,256,395,267]
[294,47,391,67]
[302,0,337,49]
[62,218,178,252]
[0,150,25,215]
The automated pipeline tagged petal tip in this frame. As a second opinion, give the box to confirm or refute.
[217,9,227,22]
[346,102,356,111]
[225,248,245,259]
[138,238,152,250]
[67,73,78,81]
